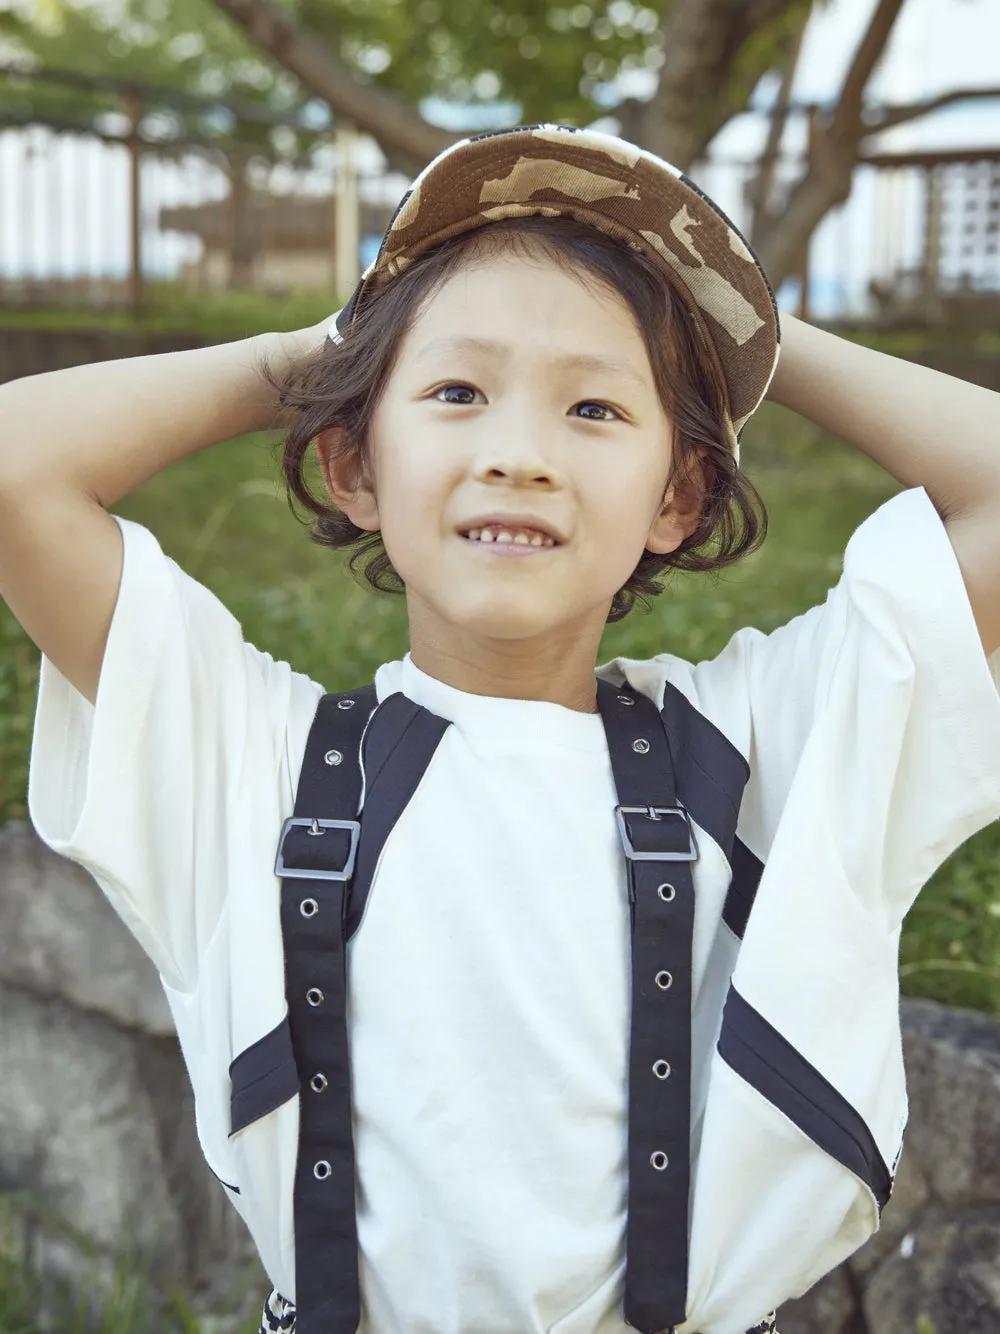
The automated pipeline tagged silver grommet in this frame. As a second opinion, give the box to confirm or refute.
[617,694,635,706]
[337,699,356,710]
[313,1160,332,1180]
[306,987,324,1007]
[632,738,650,754]
[657,883,676,902]
[655,970,673,990]
[324,749,343,766]
[653,1059,671,1079]
[310,1073,328,1093]
[650,1151,669,1170]
[300,898,319,918]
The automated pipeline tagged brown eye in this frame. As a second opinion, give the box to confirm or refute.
[435,384,482,405]
[574,401,618,421]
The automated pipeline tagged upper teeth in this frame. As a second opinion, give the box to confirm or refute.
[464,526,556,546]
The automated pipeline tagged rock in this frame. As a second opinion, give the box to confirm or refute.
[898,997,1000,1209]
[776,1265,860,1334]
[0,981,183,1269]
[848,1146,930,1278]
[0,821,173,1036]
[0,979,261,1322]
[861,1209,1000,1334]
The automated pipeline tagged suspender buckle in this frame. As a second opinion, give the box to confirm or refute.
[274,817,361,881]
[615,805,698,862]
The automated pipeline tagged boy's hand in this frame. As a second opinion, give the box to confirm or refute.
[268,312,338,365]
[252,312,341,412]
[275,311,342,365]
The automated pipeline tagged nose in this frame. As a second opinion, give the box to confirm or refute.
[469,397,564,489]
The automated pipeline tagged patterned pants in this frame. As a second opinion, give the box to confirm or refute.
[258,1288,779,1333]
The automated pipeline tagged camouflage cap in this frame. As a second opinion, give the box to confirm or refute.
[330,123,781,464]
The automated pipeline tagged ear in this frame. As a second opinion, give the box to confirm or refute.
[644,448,710,555]
[314,427,381,533]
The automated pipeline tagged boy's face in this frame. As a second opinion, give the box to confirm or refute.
[319,248,701,681]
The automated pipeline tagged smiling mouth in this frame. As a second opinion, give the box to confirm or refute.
[459,529,559,548]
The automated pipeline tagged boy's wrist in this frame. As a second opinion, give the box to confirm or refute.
[264,316,337,368]
[243,326,329,432]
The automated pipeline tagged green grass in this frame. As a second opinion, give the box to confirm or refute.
[0,1193,267,1334]
[0,282,342,344]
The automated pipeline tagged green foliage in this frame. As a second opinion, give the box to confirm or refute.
[1,0,810,155]
[301,0,667,128]
[0,0,329,162]
[0,0,671,138]
[2,320,999,1017]
[0,608,36,831]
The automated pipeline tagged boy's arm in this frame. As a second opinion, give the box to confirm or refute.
[0,322,328,707]
[766,313,1000,657]
[0,322,328,505]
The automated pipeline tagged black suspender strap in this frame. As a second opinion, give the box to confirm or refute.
[272,675,755,1334]
[275,686,449,1334]
[598,678,696,1334]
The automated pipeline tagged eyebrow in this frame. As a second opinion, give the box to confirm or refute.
[413,335,649,391]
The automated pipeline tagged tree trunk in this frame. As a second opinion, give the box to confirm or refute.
[752,0,908,290]
[211,0,456,175]
[227,147,257,287]
[633,0,807,171]
[747,12,808,238]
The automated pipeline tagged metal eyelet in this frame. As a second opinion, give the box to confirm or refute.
[306,987,324,1007]
[632,738,650,754]
[657,883,676,902]
[336,699,356,710]
[653,1059,671,1079]
[310,1073,328,1093]
[300,898,319,918]
[655,970,673,990]
[617,694,635,706]
[313,1160,332,1180]
[324,749,343,766]
[650,1151,669,1171]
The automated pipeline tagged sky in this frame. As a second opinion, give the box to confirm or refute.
[717,0,1000,155]
[1,0,998,314]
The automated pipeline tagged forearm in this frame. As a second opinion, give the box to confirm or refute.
[766,313,1000,521]
[0,324,323,510]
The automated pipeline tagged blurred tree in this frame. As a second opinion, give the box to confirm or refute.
[0,0,816,175]
[0,0,331,164]
[206,0,818,175]
[2,0,993,287]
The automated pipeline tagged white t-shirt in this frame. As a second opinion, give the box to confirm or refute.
[27,486,1000,1334]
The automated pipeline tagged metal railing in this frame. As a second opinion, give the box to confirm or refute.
[2,64,999,323]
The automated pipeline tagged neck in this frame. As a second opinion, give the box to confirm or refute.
[407,628,603,715]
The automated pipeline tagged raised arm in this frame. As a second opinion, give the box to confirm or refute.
[766,313,1000,656]
[0,320,328,706]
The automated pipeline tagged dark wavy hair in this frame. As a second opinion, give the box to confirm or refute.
[261,214,768,623]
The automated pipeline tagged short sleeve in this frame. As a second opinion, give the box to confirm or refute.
[27,514,297,992]
[692,486,1000,930]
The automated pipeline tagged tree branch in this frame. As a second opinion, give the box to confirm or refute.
[210,0,456,175]
[637,0,802,169]
[748,12,807,239]
[753,0,908,287]
[830,0,906,131]
[863,85,1000,133]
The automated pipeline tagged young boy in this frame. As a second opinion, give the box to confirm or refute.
[2,125,1000,1334]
